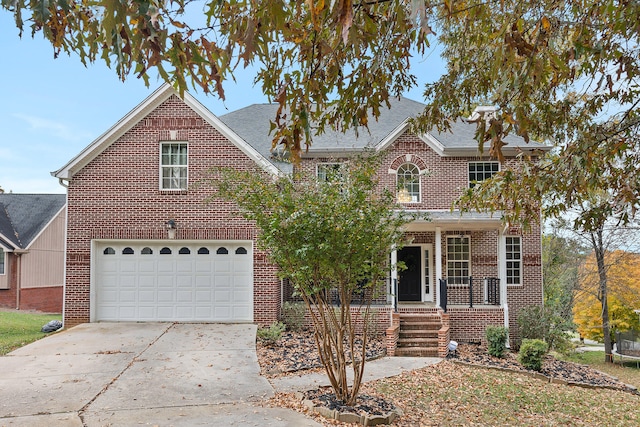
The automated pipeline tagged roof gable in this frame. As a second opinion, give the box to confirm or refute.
[0,194,66,250]
[52,84,280,181]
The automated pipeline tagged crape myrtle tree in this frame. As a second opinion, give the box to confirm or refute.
[210,155,418,405]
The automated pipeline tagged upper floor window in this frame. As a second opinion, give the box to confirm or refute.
[161,142,188,190]
[0,248,4,275]
[468,161,499,188]
[505,236,522,285]
[446,235,470,284]
[317,163,346,182]
[397,163,420,203]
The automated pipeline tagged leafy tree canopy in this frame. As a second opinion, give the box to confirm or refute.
[4,0,639,226]
[574,250,640,341]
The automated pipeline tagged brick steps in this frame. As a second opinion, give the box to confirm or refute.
[395,313,443,357]
[394,346,440,357]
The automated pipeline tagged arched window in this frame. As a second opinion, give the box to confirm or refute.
[160,247,172,255]
[397,163,420,203]
[216,247,229,255]
[198,247,210,254]
[103,247,116,255]
[235,247,248,255]
[179,247,191,255]
[122,247,134,255]
[141,247,153,255]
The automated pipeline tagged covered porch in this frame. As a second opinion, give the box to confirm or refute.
[386,211,516,356]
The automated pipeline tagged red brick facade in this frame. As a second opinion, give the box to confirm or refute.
[60,90,544,346]
[62,95,279,326]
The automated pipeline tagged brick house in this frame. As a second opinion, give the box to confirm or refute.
[53,84,550,355]
[0,193,66,312]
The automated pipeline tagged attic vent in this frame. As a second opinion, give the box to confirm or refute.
[467,106,498,123]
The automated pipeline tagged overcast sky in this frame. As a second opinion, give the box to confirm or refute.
[0,10,444,194]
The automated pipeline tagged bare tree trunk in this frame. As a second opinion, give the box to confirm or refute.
[591,228,613,363]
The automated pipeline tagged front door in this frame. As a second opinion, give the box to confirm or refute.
[398,246,421,301]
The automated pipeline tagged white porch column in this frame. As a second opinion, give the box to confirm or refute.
[390,245,398,313]
[498,227,507,306]
[435,226,442,308]
[498,227,510,343]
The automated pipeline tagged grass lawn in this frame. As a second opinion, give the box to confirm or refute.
[365,360,640,426]
[0,310,62,355]
[558,350,640,389]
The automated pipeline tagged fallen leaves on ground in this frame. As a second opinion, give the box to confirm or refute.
[258,333,640,426]
[257,330,386,378]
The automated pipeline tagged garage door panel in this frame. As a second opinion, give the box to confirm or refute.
[196,290,212,301]
[138,307,156,319]
[177,261,193,273]
[157,275,174,287]
[195,261,212,273]
[139,261,156,273]
[176,275,193,287]
[214,261,231,273]
[157,306,174,318]
[138,290,155,302]
[177,290,194,302]
[157,290,174,302]
[117,307,136,318]
[119,290,136,302]
[195,275,211,287]
[95,242,253,322]
[157,261,175,273]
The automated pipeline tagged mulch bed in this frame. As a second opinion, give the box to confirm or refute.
[257,330,386,377]
[304,386,398,417]
[449,343,636,392]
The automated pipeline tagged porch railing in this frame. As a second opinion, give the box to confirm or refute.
[439,277,500,311]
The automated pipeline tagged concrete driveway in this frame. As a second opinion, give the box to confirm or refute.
[0,323,321,426]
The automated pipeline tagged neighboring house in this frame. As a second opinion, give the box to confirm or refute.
[53,84,550,356]
[0,193,66,312]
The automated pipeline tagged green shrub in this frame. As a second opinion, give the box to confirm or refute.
[485,325,509,358]
[517,305,574,353]
[281,301,307,332]
[257,321,286,345]
[518,339,548,371]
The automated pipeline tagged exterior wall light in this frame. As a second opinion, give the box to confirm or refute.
[165,219,177,239]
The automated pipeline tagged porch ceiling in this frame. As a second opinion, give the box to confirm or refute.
[403,210,503,231]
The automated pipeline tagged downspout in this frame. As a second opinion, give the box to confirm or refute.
[57,177,69,328]
[14,250,28,309]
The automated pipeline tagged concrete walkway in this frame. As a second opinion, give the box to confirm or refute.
[0,323,442,426]
[270,356,442,393]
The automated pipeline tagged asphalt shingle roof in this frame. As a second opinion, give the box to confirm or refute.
[0,194,66,249]
[220,97,549,172]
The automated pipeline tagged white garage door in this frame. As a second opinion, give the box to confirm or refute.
[94,241,253,322]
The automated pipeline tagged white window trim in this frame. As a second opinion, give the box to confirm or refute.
[0,247,5,275]
[396,162,421,203]
[159,142,188,191]
[423,244,434,302]
[316,162,346,181]
[468,161,500,188]
[445,235,471,286]
[505,235,523,286]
